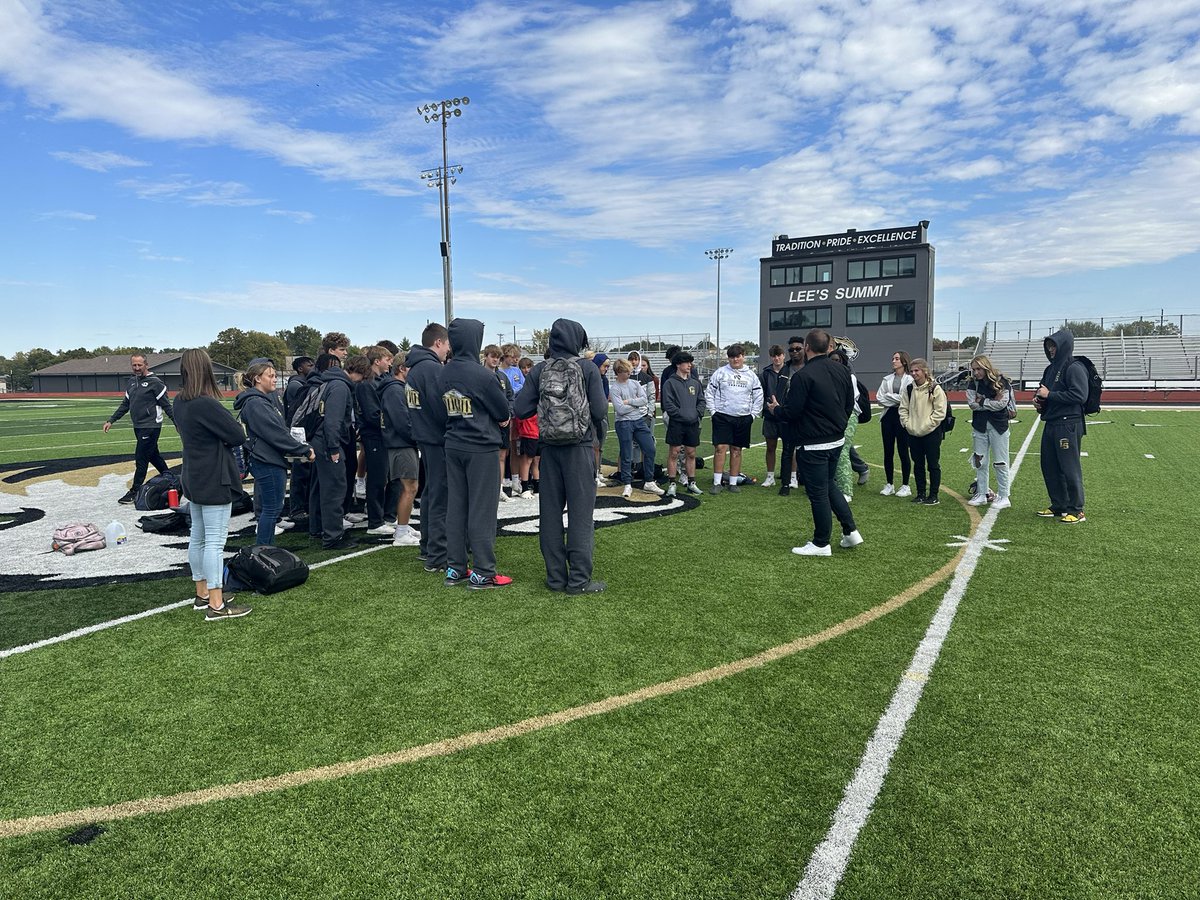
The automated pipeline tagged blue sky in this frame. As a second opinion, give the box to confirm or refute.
[2,0,1199,356]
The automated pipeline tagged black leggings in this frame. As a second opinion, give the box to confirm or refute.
[880,408,911,485]
[909,430,943,498]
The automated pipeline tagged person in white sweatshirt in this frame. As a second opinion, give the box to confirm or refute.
[704,344,764,494]
[876,350,915,497]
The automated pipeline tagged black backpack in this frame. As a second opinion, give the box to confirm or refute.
[855,378,872,424]
[290,381,330,441]
[225,545,309,595]
[135,468,182,511]
[1073,356,1103,415]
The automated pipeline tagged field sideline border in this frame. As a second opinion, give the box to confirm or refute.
[791,416,1043,899]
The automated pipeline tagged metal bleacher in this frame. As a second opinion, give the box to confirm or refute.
[980,334,1200,385]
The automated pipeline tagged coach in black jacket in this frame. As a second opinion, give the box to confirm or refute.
[774,329,862,556]
[103,353,175,504]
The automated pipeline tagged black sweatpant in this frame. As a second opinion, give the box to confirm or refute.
[538,444,596,590]
[309,445,347,546]
[445,447,500,578]
[418,443,448,568]
[880,407,911,486]
[361,432,388,528]
[1040,418,1085,515]
[133,427,169,490]
[909,430,943,499]
[288,458,311,517]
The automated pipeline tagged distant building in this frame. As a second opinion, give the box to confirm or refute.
[30,353,238,393]
[759,222,934,389]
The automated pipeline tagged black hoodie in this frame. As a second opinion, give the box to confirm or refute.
[513,318,609,443]
[233,388,309,468]
[441,318,511,452]
[405,344,447,446]
[1040,328,1088,421]
[315,367,355,451]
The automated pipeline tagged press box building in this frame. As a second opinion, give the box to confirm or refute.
[759,222,934,389]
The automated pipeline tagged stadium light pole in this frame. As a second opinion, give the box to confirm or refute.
[418,96,469,324]
[705,248,733,354]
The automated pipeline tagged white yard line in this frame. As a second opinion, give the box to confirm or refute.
[0,544,391,661]
[790,418,1042,900]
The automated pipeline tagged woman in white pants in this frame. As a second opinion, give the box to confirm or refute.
[964,355,1013,510]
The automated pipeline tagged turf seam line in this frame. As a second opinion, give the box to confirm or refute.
[789,417,1042,900]
[0,555,963,838]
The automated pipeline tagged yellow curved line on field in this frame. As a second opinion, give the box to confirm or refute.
[0,493,978,839]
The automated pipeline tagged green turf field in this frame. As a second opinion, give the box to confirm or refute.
[1,398,1197,899]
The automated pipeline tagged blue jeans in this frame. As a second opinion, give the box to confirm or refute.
[188,503,232,589]
[615,418,657,485]
[250,459,286,545]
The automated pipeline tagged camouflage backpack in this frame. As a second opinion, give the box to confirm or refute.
[537,356,590,445]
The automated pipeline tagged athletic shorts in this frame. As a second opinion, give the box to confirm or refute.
[666,419,700,448]
[518,437,540,457]
[387,447,419,481]
[712,412,752,448]
[762,417,781,440]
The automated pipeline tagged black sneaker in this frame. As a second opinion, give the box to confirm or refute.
[204,601,252,621]
[566,580,606,595]
[423,563,446,573]
[469,571,513,590]
[193,596,210,611]
[911,495,926,503]
[778,485,791,496]
[322,537,359,551]
[118,489,137,505]
[921,496,940,505]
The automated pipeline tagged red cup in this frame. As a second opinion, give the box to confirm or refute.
[167,488,180,509]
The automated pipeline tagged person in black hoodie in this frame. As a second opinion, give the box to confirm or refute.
[235,361,313,545]
[174,348,252,621]
[772,329,863,556]
[103,353,175,504]
[308,353,362,550]
[405,323,451,571]
[378,354,420,546]
[283,356,315,521]
[350,349,393,535]
[514,318,610,594]
[441,318,514,589]
[1035,328,1089,523]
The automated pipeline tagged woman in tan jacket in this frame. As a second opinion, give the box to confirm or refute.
[899,358,947,505]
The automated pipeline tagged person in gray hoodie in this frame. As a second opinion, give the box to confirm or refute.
[514,318,609,594]
[1035,328,1089,522]
[234,361,313,545]
[441,318,514,589]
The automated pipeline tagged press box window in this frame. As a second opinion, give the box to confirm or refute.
[847,255,916,281]
[770,262,833,287]
[846,302,915,326]
[770,306,832,330]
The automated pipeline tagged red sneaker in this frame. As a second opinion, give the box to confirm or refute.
[469,572,513,590]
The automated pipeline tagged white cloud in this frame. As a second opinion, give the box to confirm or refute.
[37,210,96,221]
[51,149,149,171]
[266,208,316,224]
[119,177,272,207]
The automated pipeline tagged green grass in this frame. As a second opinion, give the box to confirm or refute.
[1,400,1198,898]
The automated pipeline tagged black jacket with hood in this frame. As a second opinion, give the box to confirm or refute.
[405,344,447,446]
[233,388,310,469]
[1039,329,1088,423]
[377,373,415,449]
[315,367,355,453]
[442,318,511,452]
[514,318,609,445]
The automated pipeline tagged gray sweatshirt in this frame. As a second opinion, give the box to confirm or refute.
[610,378,650,422]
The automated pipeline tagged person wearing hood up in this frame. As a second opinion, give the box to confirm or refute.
[514,318,610,594]
[1034,328,1089,523]
[441,319,515,589]
[307,353,363,550]
[234,360,313,545]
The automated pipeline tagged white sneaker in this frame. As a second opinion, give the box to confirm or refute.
[274,524,286,536]
[354,476,366,499]
[501,478,512,489]
[621,484,632,499]
[392,525,421,546]
[595,474,608,487]
[792,542,831,557]
[762,473,776,487]
[520,489,534,500]
[789,475,799,489]
[686,481,703,495]
[992,496,1011,510]
[968,493,989,506]
[667,483,677,497]
[641,482,665,496]
[276,518,295,530]
[499,490,509,502]
[843,493,853,504]
[840,530,864,548]
[880,484,895,496]
[896,485,912,498]
[343,516,367,529]
[511,480,522,496]
[367,523,395,535]
[344,512,368,524]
